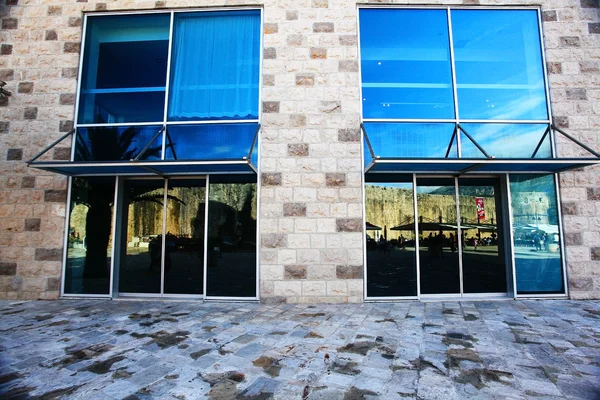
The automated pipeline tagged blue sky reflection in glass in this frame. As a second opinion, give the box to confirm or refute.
[364,123,457,158]
[165,123,258,161]
[452,10,548,120]
[360,9,454,120]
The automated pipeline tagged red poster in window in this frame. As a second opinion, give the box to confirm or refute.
[476,197,485,220]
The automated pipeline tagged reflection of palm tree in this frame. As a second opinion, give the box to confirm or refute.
[71,124,167,282]
[76,124,161,161]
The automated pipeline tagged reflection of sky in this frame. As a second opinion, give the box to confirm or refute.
[166,123,257,160]
[461,124,551,158]
[360,9,454,119]
[359,8,548,121]
[452,10,548,120]
[365,123,457,158]
[364,122,552,160]
[417,186,445,194]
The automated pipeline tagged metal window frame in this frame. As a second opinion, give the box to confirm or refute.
[362,173,542,301]
[56,7,263,301]
[75,7,263,129]
[60,176,118,298]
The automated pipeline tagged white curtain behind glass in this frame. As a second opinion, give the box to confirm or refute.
[168,12,260,121]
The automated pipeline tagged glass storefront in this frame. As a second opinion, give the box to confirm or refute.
[510,174,563,295]
[63,175,256,299]
[206,178,257,298]
[365,174,564,299]
[64,177,115,295]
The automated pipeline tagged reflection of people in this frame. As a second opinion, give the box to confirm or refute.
[449,233,456,252]
[437,231,445,258]
[533,232,541,251]
[378,236,389,254]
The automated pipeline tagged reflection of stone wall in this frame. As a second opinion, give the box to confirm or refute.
[365,186,498,240]
[126,184,256,242]
[128,189,163,242]
[166,187,206,238]
[69,204,88,240]
[511,192,552,225]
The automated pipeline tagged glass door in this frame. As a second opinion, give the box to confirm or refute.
[206,176,257,298]
[117,178,206,297]
[119,179,165,294]
[417,178,461,295]
[458,178,507,294]
[416,176,509,297]
[365,178,418,298]
[164,179,206,295]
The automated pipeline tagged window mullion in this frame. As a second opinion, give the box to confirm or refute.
[447,8,461,158]
[162,12,176,160]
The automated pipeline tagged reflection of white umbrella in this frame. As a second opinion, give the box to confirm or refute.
[528,224,558,234]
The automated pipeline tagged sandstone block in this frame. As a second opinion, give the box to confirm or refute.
[274,281,301,296]
[336,265,362,279]
[285,265,307,279]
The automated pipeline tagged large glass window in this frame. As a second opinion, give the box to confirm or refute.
[206,177,257,298]
[360,9,454,120]
[168,11,260,121]
[359,8,551,160]
[510,174,564,294]
[365,178,417,297]
[75,10,261,163]
[64,177,116,295]
[452,10,548,120]
[78,14,170,124]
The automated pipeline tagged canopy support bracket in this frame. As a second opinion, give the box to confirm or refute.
[27,129,75,165]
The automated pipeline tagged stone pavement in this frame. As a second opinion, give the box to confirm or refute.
[0,300,599,399]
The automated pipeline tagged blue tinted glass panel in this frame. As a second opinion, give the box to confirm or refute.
[75,126,163,161]
[452,10,548,120]
[510,174,564,294]
[65,177,115,295]
[364,134,374,167]
[369,162,473,173]
[460,124,551,159]
[165,123,257,160]
[359,9,454,119]
[78,14,170,124]
[168,11,261,121]
[364,123,457,158]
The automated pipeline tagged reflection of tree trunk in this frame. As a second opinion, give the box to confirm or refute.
[83,186,113,279]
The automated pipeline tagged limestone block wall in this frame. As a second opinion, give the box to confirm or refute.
[0,0,599,300]
[541,0,600,299]
[258,0,364,303]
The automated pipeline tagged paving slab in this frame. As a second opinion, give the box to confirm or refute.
[0,300,599,399]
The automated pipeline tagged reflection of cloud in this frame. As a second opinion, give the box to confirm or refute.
[213,146,233,155]
[367,123,456,158]
[461,124,550,158]
[481,92,547,121]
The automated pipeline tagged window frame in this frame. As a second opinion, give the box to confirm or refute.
[72,8,263,161]
[357,5,554,158]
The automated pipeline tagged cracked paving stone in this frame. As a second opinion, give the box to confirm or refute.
[0,300,598,400]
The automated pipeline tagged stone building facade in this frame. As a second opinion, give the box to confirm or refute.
[0,0,599,301]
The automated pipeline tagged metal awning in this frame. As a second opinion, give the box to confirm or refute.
[363,123,600,175]
[26,159,256,176]
[366,158,599,174]
[27,124,259,176]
